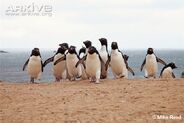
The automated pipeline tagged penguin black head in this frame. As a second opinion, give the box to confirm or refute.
[79,47,86,55]
[83,40,92,48]
[68,46,77,54]
[111,42,118,50]
[147,48,154,55]
[88,46,98,55]
[31,48,40,56]
[33,47,39,51]
[56,46,67,54]
[167,62,177,69]
[99,38,107,47]
[59,43,69,49]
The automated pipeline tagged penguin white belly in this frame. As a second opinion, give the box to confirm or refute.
[99,50,108,63]
[123,68,128,78]
[53,54,66,78]
[161,67,173,78]
[27,56,42,79]
[79,52,85,59]
[110,52,126,77]
[66,54,81,77]
[99,50,109,79]
[86,54,101,77]
[145,54,158,77]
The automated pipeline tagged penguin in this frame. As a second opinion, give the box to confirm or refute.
[160,62,177,78]
[54,46,82,81]
[43,46,68,82]
[85,46,103,83]
[76,40,92,80]
[23,48,43,83]
[79,47,88,80]
[98,38,110,79]
[107,42,134,79]
[141,48,167,78]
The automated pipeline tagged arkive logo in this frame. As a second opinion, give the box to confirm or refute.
[5,2,53,17]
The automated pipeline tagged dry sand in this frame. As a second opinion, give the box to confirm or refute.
[0,79,184,123]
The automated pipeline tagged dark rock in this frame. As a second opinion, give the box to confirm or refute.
[0,50,8,53]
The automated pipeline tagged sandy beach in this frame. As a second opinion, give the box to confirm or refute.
[0,79,184,123]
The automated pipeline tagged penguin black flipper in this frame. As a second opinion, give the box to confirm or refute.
[127,66,135,76]
[172,72,176,78]
[105,56,111,71]
[107,54,110,63]
[53,56,66,65]
[43,56,54,67]
[41,60,44,72]
[119,51,134,76]
[100,56,107,79]
[23,59,29,71]
[107,49,110,66]
[118,50,129,61]
[75,55,87,69]
[104,50,111,71]
[118,50,123,55]
[140,58,146,71]
[156,57,167,65]
[123,54,129,61]
[108,53,110,59]
[97,50,103,62]
[122,55,135,76]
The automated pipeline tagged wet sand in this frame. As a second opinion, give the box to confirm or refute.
[0,79,184,123]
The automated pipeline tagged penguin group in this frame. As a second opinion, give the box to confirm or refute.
[23,38,178,83]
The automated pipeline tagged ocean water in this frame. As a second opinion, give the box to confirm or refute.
[0,50,184,83]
